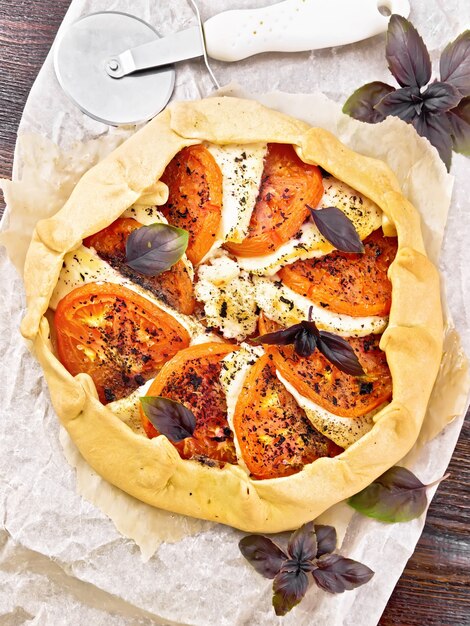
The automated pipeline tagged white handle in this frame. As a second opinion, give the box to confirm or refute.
[204,0,410,62]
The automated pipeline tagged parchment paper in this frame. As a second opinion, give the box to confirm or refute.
[1,1,470,625]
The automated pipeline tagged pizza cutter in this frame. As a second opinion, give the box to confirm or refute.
[54,0,410,126]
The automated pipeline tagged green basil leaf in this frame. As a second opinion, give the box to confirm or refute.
[342,82,396,123]
[126,223,188,276]
[348,466,449,523]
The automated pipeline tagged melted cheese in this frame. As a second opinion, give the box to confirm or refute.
[276,372,384,448]
[235,176,382,275]
[253,275,386,337]
[201,143,267,262]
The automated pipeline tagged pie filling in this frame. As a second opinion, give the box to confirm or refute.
[53,142,397,480]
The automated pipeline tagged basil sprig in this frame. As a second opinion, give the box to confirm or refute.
[126,223,189,276]
[348,466,450,523]
[254,307,365,377]
[240,522,374,616]
[343,16,470,170]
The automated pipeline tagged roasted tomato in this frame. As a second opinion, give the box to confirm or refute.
[159,145,223,266]
[142,343,239,465]
[55,283,190,404]
[258,314,392,418]
[83,218,196,315]
[232,354,342,480]
[224,144,323,257]
[279,229,397,317]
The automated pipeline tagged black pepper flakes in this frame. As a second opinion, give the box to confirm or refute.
[359,382,373,395]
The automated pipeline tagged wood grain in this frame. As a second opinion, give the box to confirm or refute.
[0,2,468,624]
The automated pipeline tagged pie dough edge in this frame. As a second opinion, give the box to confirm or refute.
[20,96,443,532]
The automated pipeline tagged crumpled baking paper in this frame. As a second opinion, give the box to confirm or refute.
[1,1,470,625]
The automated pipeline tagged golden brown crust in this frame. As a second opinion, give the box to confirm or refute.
[21,97,443,532]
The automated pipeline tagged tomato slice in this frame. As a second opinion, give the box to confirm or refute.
[257,314,392,418]
[233,354,342,480]
[142,343,239,465]
[55,283,190,404]
[159,145,223,266]
[83,218,196,315]
[224,144,323,257]
[279,229,397,317]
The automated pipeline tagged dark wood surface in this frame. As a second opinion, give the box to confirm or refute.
[0,2,468,624]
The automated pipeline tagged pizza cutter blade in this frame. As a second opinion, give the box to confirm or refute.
[54,0,411,127]
[54,11,176,126]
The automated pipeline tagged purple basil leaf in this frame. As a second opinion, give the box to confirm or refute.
[374,86,422,121]
[440,30,470,96]
[317,332,365,377]
[347,466,448,523]
[386,15,431,88]
[287,521,317,562]
[412,113,453,170]
[272,568,310,616]
[422,81,462,114]
[140,396,195,443]
[309,206,365,253]
[294,327,317,357]
[447,96,470,155]
[239,535,287,579]
[254,324,302,347]
[126,223,188,276]
[342,82,396,123]
[314,525,337,557]
[312,554,374,594]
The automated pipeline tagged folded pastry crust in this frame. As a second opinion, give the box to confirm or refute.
[21,97,443,532]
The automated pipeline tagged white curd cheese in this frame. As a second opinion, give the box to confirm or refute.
[200,143,267,262]
[219,344,264,473]
[195,256,258,341]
